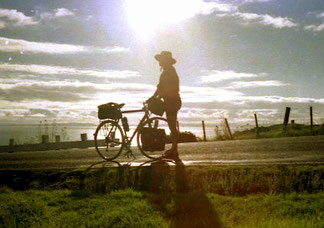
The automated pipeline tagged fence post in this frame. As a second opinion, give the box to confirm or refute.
[55,135,61,143]
[81,133,88,141]
[283,107,291,131]
[254,113,259,137]
[224,118,233,140]
[9,139,14,146]
[41,135,49,144]
[310,106,313,134]
[202,120,207,141]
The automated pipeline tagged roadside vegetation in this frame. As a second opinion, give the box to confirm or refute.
[1,187,323,228]
[1,165,323,227]
[231,124,324,140]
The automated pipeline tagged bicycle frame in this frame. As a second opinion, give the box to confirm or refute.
[95,102,169,160]
[118,105,151,148]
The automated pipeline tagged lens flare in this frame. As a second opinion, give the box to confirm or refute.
[124,0,213,39]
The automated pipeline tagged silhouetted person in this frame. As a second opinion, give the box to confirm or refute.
[151,51,181,159]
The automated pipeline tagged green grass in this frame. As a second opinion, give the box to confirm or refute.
[0,188,167,228]
[208,192,324,228]
[1,188,323,228]
[233,124,324,140]
[2,165,323,195]
[1,165,323,227]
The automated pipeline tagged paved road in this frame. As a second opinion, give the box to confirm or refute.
[0,135,323,170]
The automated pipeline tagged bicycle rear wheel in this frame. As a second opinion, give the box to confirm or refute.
[94,120,124,160]
[137,117,172,159]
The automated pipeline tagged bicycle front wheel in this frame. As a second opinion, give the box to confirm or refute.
[137,117,172,159]
[94,120,124,160]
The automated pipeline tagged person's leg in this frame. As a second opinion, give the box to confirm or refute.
[163,97,181,159]
[166,112,178,153]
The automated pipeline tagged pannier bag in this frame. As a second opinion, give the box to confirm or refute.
[147,97,164,116]
[140,127,166,151]
[98,103,122,120]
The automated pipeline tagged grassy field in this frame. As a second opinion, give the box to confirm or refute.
[1,188,323,227]
[232,124,324,140]
[1,164,323,227]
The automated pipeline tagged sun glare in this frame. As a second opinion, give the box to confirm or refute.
[125,0,206,39]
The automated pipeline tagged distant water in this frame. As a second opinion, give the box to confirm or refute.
[0,124,97,146]
[0,124,217,146]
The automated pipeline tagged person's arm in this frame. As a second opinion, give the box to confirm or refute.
[146,86,160,103]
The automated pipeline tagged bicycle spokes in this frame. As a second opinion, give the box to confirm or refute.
[95,120,124,160]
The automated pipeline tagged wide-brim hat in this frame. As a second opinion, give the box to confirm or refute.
[154,51,176,65]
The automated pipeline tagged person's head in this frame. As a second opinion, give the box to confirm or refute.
[154,51,176,69]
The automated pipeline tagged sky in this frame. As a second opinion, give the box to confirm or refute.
[0,0,324,130]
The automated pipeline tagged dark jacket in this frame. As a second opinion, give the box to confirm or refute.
[157,65,179,99]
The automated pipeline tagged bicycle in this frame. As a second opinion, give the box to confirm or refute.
[94,102,171,160]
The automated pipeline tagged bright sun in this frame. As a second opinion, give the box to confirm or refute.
[125,0,207,39]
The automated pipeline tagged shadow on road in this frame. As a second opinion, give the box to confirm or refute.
[85,159,224,228]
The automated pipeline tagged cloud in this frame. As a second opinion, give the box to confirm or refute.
[40,8,75,20]
[242,0,272,3]
[228,80,290,89]
[240,95,324,105]
[231,108,280,126]
[0,37,129,54]
[179,84,324,106]
[308,11,324,19]
[201,70,263,83]
[54,8,75,17]
[2,81,323,125]
[304,23,324,32]
[0,75,156,104]
[2,72,322,116]
[0,7,74,29]
[210,3,298,29]
[0,76,154,94]
[25,108,58,118]
[0,78,97,89]
[234,12,298,28]
[0,8,37,27]
[0,63,139,79]
[177,1,299,30]
[181,85,243,103]
[201,1,238,14]
[317,12,324,19]
[237,109,279,118]
[304,11,324,32]
[0,83,96,102]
